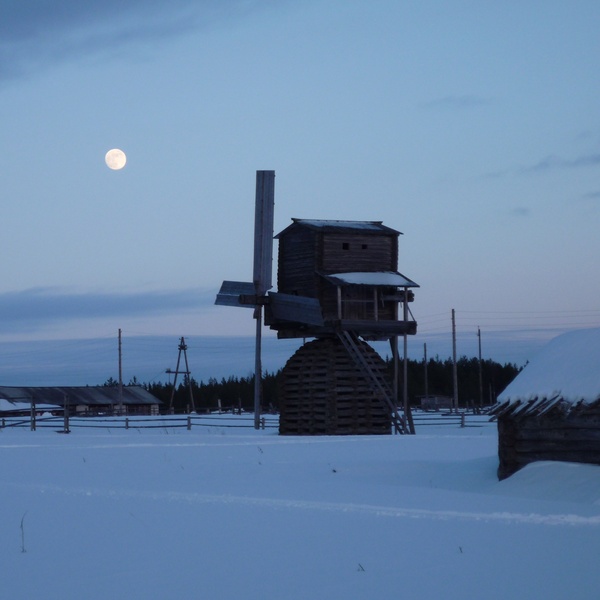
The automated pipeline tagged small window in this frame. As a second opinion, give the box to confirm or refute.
[342,243,349,250]
[361,244,368,250]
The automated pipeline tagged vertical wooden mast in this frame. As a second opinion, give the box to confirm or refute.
[252,171,275,429]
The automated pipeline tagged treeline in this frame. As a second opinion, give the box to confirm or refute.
[111,355,521,414]
[399,356,520,407]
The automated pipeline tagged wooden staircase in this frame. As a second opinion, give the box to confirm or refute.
[336,331,408,434]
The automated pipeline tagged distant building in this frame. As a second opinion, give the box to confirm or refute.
[0,385,161,417]
[492,328,600,479]
[419,395,453,411]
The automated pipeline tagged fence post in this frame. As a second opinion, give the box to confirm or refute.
[30,401,36,431]
[187,415,191,431]
[125,418,129,430]
[261,417,265,430]
[460,413,465,428]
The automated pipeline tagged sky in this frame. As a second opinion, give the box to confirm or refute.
[1,0,600,373]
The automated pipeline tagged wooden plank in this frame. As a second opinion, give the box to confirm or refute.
[253,170,275,295]
[266,293,324,326]
[214,280,256,307]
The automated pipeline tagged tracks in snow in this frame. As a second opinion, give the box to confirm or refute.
[13,482,600,527]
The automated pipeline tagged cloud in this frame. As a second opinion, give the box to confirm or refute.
[418,94,492,110]
[0,0,274,84]
[0,286,214,333]
[521,152,600,174]
[486,152,600,179]
[582,191,600,200]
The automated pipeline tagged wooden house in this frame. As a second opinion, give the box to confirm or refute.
[492,328,600,479]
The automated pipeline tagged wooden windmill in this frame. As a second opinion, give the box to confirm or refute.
[216,171,419,434]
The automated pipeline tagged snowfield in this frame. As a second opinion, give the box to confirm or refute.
[1,415,599,600]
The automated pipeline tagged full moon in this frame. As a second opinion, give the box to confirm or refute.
[105,148,127,170]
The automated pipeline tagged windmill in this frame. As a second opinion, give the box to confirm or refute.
[216,171,419,434]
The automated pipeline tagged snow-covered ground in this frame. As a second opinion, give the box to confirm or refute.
[1,415,599,600]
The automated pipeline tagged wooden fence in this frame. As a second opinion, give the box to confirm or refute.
[0,413,279,432]
[0,410,492,433]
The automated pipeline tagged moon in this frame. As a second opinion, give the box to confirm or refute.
[105,148,127,170]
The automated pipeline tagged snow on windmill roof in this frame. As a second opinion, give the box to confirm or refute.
[275,219,401,237]
[324,271,419,288]
[496,328,600,412]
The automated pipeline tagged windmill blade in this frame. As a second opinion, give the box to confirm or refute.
[267,292,324,326]
[215,280,256,308]
[253,170,275,295]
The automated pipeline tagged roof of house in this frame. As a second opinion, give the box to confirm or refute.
[0,399,57,412]
[275,218,401,237]
[493,328,600,416]
[0,385,161,408]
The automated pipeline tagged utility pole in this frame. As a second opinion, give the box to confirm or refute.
[403,287,415,434]
[118,328,123,415]
[423,343,429,402]
[477,326,483,411]
[167,337,196,413]
[392,334,399,431]
[253,305,263,429]
[451,309,458,413]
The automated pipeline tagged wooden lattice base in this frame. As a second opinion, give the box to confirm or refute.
[279,337,392,435]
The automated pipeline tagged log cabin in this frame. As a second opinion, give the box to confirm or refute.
[492,328,600,479]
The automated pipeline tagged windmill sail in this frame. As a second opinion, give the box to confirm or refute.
[215,170,275,309]
[253,170,275,295]
[266,292,324,326]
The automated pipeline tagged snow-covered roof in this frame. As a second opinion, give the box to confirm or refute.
[276,219,401,237]
[0,398,56,412]
[0,386,161,407]
[496,328,600,409]
[325,271,419,288]
[295,219,387,230]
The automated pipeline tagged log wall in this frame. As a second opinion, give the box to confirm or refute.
[497,402,600,479]
[320,233,396,273]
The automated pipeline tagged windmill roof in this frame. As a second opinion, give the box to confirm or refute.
[276,219,401,237]
[323,271,419,288]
